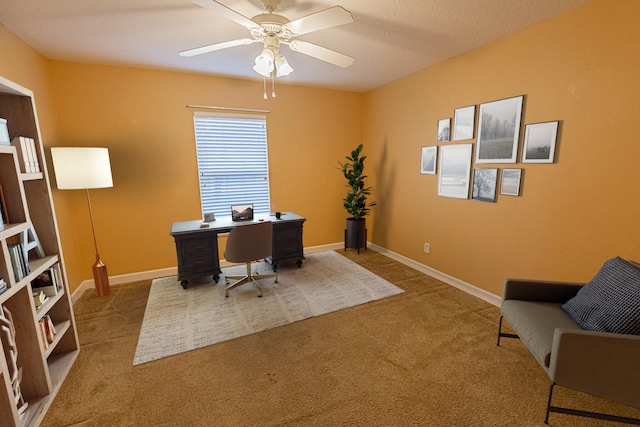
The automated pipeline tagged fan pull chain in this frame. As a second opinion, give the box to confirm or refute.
[272,74,276,98]
[263,77,267,100]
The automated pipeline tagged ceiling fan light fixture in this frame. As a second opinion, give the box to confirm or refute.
[183,0,355,98]
[275,54,293,77]
[253,48,275,77]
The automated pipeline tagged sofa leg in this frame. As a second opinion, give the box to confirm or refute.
[545,382,640,425]
[544,383,555,424]
[497,315,518,346]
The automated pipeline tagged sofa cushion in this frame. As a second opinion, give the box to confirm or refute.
[562,257,640,335]
[501,300,580,368]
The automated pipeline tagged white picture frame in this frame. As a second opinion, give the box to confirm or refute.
[521,121,559,163]
[437,118,451,142]
[420,146,437,174]
[475,95,524,164]
[453,105,476,141]
[500,168,522,196]
[438,144,473,199]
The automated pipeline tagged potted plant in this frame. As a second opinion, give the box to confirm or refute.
[338,143,376,252]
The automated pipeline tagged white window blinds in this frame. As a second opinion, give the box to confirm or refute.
[194,112,271,217]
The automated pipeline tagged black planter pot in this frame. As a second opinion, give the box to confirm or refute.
[345,218,367,253]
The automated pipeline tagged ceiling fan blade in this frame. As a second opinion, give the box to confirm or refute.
[192,0,258,30]
[284,6,353,36]
[288,40,354,68]
[179,38,257,57]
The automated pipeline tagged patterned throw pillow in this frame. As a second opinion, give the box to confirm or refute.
[562,257,640,335]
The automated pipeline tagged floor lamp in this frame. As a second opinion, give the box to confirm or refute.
[51,147,114,297]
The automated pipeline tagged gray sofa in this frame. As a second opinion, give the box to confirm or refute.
[497,272,640,425]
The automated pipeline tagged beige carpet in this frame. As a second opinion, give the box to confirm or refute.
[133,251,404,365]
[41,250,640,427]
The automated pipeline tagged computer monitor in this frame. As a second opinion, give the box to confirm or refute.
[231,204,254,221]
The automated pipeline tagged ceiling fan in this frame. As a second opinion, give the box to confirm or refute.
[179,0,355,81]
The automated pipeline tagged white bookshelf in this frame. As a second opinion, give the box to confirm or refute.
[0,76,79,427]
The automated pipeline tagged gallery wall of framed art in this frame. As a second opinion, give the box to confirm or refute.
[421,93,560,202]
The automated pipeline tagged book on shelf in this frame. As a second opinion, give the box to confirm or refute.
[0,118,9,145]
[27,137,40,172]
[31,264,63,297]
[0,278,7,295]
[10,136,40,173]
[33,289,48,308]
[38,314,57,349]
[0,184,7,229]
[7,243,30,282]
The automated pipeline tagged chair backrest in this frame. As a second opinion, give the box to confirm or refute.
[224,221,272,263]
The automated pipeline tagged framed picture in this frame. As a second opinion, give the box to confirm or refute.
[438,144,473,199]
[500,168,522,196]
[437,118,450,142]
[472,168,498,202]
[453,105,476,141]
[420,146,437,174]
[475,95,524,164]
[522,121,559,163]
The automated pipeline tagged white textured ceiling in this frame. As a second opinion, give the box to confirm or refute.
[0,0,590,92]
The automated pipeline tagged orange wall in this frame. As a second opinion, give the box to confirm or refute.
[4,0,640,297]
[363,0,640,295]
[0,26,58,144]
[46,63,362,291]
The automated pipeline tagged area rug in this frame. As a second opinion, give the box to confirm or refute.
[133,251,404,365]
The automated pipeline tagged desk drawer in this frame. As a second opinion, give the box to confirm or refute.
[275,242,302,258]
[181,238,214,255]
[183,253,216,271]
[275,226,300,241]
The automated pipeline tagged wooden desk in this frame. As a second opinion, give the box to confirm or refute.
[170,212,305,288]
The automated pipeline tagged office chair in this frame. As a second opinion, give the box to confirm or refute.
[224,221,278,297]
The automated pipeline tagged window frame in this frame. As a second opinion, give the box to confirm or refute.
[193,111,272,219]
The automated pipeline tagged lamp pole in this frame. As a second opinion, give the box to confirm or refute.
[86,188,109,296]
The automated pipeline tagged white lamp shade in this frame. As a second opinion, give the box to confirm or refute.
[253,49,275,77]
[275,55,293,77]
[51,147,113,189]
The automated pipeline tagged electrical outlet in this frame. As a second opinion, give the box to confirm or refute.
[424,242,430,254]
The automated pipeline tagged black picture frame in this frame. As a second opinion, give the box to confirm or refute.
[472,168,498,202]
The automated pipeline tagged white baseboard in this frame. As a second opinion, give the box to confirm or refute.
[304,243,343,254]
[70,244,346,303]
[71,266,178,304]
[71,242,500,307]
[367,243,501,307]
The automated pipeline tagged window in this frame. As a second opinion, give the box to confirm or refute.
[193,112,271,218]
